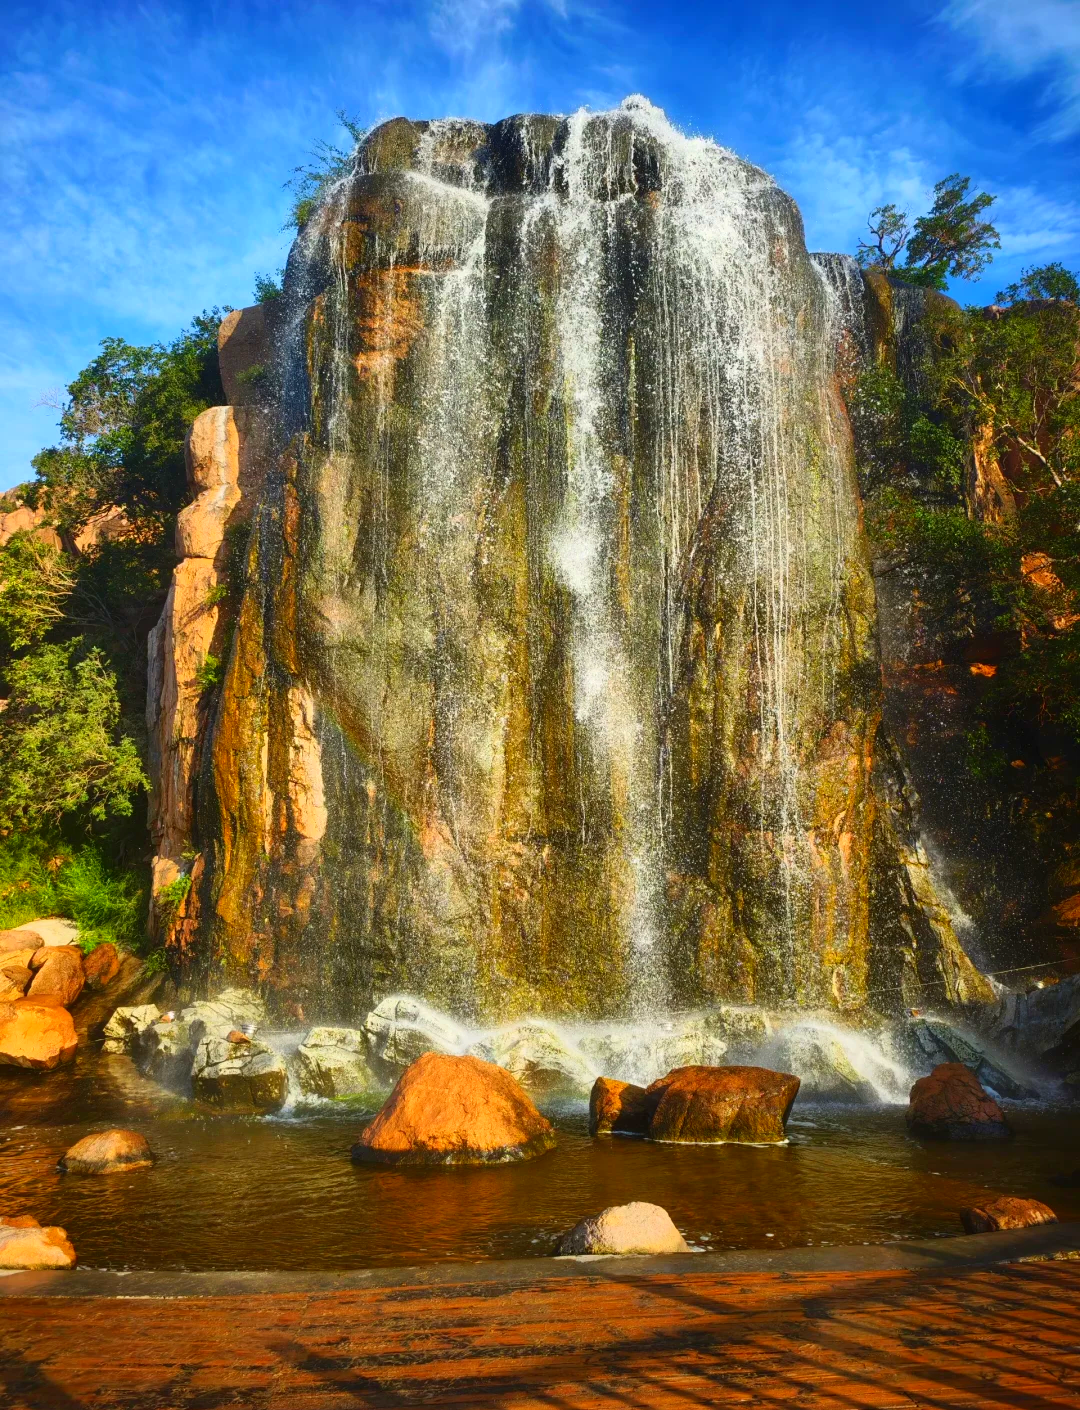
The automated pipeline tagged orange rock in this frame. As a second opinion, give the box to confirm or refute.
[961,1196,1056,1234]
[82,943,121,990]
[0,1215,76,1269]
[26,946,84,1007]
[0,929,43,954]
[59,1129,155,1175]
[907,1063,1011,1141]
[646,1065,800,1145]
[225,1029,250,1044]
[0,1001,77,1069]
[589,1077,654,1136]
[0,959,32,1000]
[352,1052,556,1165]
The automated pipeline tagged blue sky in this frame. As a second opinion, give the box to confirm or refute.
[2,0,1079,490]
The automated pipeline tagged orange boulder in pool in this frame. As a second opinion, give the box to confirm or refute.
[907,1064,1011,1141]
[0,1215,76,1269]
[589,1077,654,1136]
[59,1129,155,1175]
[0,1000,77,1070]
[961,1196,1057,1233]
[352,1052,556,1165]
[646,1065,800,1144]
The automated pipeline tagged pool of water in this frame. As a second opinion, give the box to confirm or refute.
[1,1050,1078,1271]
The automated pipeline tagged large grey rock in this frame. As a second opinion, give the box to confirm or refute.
[182,988,266,1045]
[102,1004,161,1055]
[907,1018,1036,1100]
[136,1016,196,1087]
[469,1021,594,1097]
[191,1033,288,1110]
[556,1202,689,1256]
[364,996,468,1074]
[296,1027,379,1099]
[578,1017,729,1087]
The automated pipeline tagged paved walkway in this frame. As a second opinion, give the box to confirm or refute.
[2,1245,1080,1408]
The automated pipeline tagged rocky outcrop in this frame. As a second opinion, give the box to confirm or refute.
[589,1077,654,1136]
[907,1063,1012,1141]
[102,1004,161,1055]
[469,1022,593,1096]
[26,946,85,1007]
[646,1065,800,1144]
[0,1001,77,1069]
[0,1216,76,1269]
[352,1052,556,1165]
[130,989,265,1087]
[296,1026,378,1098]
[82,943,121,990]
[191,1032,288,1110]
[556,1202,689,1256]
[960,1196,1056,1233]
[364,997,467,1074]
[0,495,61,550]
[60,1130,155,1175]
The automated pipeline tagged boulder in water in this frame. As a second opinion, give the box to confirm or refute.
[182,988,266,1043]
[907,1064,1012,1141]
[82,943,122,990]
[556,1202,689,1256]
[26,945,84,1007]
[471,1021,593,1096]
[364,996,467,1075]
[960,1196,1056,1234]
[647,1065,800,1144]
[137,1015,196,1086]
[0,1001,77,1070]
[589,1077,654,1136]
[60,1129,155,1175]
[0,1215,76,1269]
[296,1026,379,1098]
[102,1004,161,1055]
[908,1019,1035,1100]
[578,1018,729,1087]
[191,1032,288,1110]
[352,1052,555,1165]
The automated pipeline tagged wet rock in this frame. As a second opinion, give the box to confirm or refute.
[577,1018,729,1087]
[960,1196,1056,1234]
[352,1052,556,1165]
[296,1027,379,1099]
[191,1033,288,1111]
[102,1004,161,1055]
[908,1019,1035,1100]
[471,1021,593,1096]
[556,1202,689,1256]
[82,943,122,990]
[137,1015,196,1086]
[26,946,84,1007]
[0,1215,76,1269]
[182,988,266,1043]
[907,1063,1012,1141]
[589,1077,654,1136]
[647,1065,800,1144]
[0,1001,77,1069]
[364,996,467,1075]
[59,1129,155,1175]
[0,929,43,954]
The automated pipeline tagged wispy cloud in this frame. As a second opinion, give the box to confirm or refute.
[939,0,1080,138]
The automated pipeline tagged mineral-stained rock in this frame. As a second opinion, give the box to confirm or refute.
[296,1026,378,1099]
[0,929,43,954]
[556,1202,689,1256]
[589,1077,655,1136]
[102,1004,161,1055]
[470,1021,593,1096]
[352,1052,556,1165]
[0,1001,77,1069]
[907,1063,1012,1141]
[0,1216,76,1269]
[26,946,84,1007]
[364,997,467,1075]
[960,1196,1056,1234]
[646,1065,800,1144]
[59,1129,155,1175]
[191,1033,288,1110]
[82,943,122,990]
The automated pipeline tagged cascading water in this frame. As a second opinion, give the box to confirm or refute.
[198,97,879,1025]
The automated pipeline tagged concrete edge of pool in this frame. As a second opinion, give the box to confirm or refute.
[1,1219,1078,1298]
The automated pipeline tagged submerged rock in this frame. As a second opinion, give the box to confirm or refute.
[60,1129,155,1175]
[907,1063,1012,1141]
[191,1033,288,1111]
[589,1077,654,1136]
[0,1215,76,1269]
[26,946,84,1008]
[296,1027,379,1099]
[364,996,468,1074]
[352,1052,555,1165]
[470,1021,593,1096]
[0,1001,77,1070]
[960,1196,1056,1234]
[647,1065,800,1144]
[556,1202,689,1256]
[102,1004,161,1055]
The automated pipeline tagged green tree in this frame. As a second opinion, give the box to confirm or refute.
[0,533,74,654]
[286,111,366,228]
[856,175,999,291]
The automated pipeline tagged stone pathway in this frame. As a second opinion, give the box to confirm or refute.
[1,1258,1080,1407]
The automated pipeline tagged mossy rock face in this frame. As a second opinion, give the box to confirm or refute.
[197,101,879,1021]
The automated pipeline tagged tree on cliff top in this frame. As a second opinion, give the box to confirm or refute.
[857,174,999,290]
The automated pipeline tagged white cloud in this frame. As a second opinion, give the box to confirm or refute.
[939,0,1080,137]
[991,185,1080,257]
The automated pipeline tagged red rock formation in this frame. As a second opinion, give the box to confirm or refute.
[82,943,121,990]
[589,1077,655,1136]
[0,1001,77,1069]
[961,1196,1056,1233]
[59,1129,155,1175]
[26,947,85,1007]
[352,1052,556,1165]
[646,1065,800,1144]
[907,1063,1012,1141]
